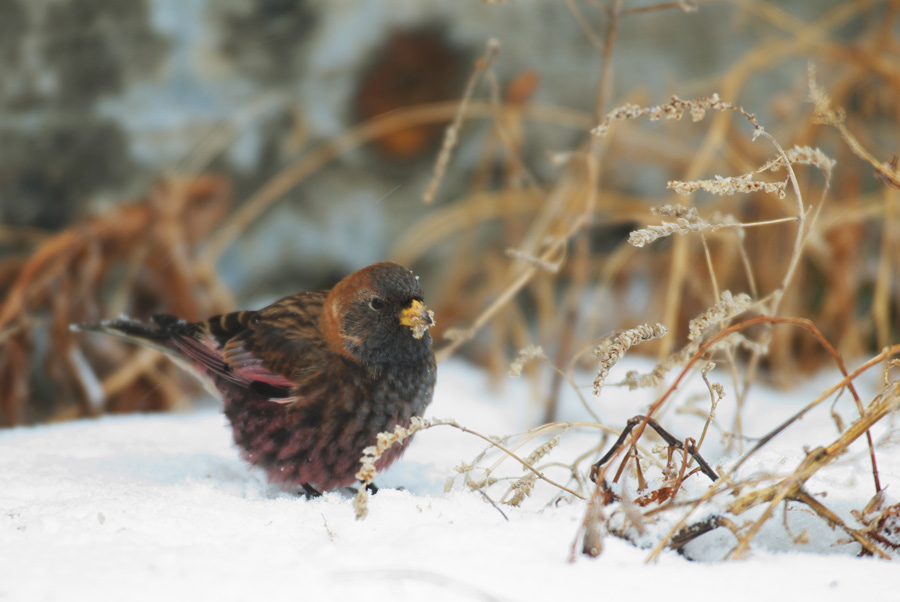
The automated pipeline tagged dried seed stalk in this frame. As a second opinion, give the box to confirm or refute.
[688,291,752,341]
[354,417,429,519]
[592,323,668,396]
[508,344,547,377]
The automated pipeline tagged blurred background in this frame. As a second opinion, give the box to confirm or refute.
[1,0,897,426]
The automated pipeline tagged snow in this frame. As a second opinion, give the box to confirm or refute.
[2,358,899,602]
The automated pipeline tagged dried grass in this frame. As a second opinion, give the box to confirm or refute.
[371,0,899,561]
[0,177,232,424]
[1,0,898,561]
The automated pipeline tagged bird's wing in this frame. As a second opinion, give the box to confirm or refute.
[187,291,331,400]
[166,312,297,397]
[234,291,331,382]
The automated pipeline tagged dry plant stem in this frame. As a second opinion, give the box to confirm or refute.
[482,423,565,476]
[780,498,805,546]
[668,515,742,552]
[478,490,509,522]
[0,176,231,423]
[0,228,81,330]
[655,352,899,561]
[735,216,799,228]
[753,129,808,317]
[593,0,622,124]
[566,0,606,53]
[809,69,900,189]
[482,70,541,192]
[594,316,883,562]
[728,385,900,560]
[696,365,721,455]
[705,5,874,354]
[107,243,151,318]
[512,422,579,454]
[684,317,879,490]
[731,0,871,39]
[435,213,585,362]
[667,110,811,316]
[545,157,601,421]
[448,118,594,361]
[598,96,828,359]
[511,341,603,424]
[570,452,617,562]
[640,440,707,517]
[661,105,771,358]
[645,344,900,563]
[0,320,29,346]
[735,183,825,437]
[565,339,607,423]
[727,345,896,486]
[197,100,591,271]
[546,0,619,423]
[660,215,689,359]
[720,346,744,453]
[536,201,581,419]
[544,156,600,422]
[699,233,720,300]
[426,420,585,500]
[612,443,641,487]
[545,301,580,423]
[619,0,714,15]
[101,347,167,398]
[792,489,889,560]
[590,415,719,483]
[873,187,898,350]
[579,498,607,558]
[393,189,547,264]
[422,38,501,205]
[727,0,870,90]
[545,151,601,419]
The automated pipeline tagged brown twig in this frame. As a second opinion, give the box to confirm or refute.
[727,384,900,559]
[645,343,900,562]
[590,415,719,483]
[635,316,880,493]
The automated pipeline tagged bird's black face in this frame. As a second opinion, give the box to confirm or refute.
[335,263,435,366]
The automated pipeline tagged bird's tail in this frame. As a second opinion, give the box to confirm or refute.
[73,315,231,401]
[72,315,189,358]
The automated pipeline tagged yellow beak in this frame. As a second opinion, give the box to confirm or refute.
[399,299,435,339]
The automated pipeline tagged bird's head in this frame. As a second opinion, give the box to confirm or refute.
[321,262,435,366]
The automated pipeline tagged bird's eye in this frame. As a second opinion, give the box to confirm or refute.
[368,298,385,311]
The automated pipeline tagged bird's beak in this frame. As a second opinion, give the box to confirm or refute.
[399,299,435,339]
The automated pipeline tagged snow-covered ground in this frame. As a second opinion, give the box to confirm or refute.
[2,358,898,601]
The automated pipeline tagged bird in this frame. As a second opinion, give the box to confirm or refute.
[76,261,436,495]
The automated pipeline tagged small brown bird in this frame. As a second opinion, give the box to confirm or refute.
[79,262,436,495]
